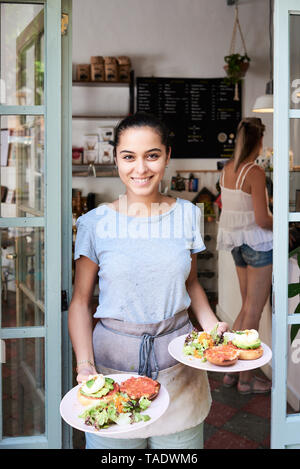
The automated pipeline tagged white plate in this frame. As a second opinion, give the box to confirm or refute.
[60,374,169,437]
[168,334,272,373]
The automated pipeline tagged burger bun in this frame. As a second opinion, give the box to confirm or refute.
[236,345,263,360]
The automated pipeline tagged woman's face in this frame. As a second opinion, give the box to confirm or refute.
[115,126,171,198]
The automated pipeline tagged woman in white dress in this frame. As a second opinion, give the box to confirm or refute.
[217,117,272,395]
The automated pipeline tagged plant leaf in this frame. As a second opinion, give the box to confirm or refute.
[294,303,300,315]
[289,246,300,259]
[291,324,300,344]
[288,283,300,298]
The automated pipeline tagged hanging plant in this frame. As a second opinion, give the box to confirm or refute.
[224,53,251,85]
[224,3,250,101]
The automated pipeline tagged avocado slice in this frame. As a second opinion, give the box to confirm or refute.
[232,338,261,350]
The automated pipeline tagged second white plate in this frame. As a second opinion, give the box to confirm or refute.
[168,334,272,373]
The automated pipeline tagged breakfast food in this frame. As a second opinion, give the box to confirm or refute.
[183,324,221,359]
[204,344,240,366]
[77,374,120,407]
[78,374,160,431]
[120,376,160,400]
[226,329,263,360]
[182,326,264,367]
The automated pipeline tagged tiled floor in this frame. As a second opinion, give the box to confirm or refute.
[204,371,271,449]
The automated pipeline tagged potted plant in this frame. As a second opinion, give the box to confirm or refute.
[223,53,251,86]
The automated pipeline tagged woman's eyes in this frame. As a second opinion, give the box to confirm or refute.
[147,153,159,160]
[122,153,160,161]
[123,155,134,160]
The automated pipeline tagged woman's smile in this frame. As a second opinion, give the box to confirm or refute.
[130,175,154,185]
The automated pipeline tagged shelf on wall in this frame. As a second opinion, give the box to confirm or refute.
[72,164,119,178]
[72,70,135,115]
[72,80,131,87]
[72,115,127,120]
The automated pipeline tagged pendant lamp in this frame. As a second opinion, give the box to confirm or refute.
[252,80,273,113]
[252,0,273,113]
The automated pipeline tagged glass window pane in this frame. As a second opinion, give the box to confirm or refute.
[290,14,300,110]
[2,338,45,437]
[0,3,44,106]
[289,119,300,212]
[287,324,300,416]
[1,227,44,327]
[1,115,44,217]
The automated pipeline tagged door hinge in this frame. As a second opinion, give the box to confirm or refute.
[61,290,69,311]
[61,13,69,36]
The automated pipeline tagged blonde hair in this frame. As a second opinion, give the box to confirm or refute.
[233,118,265,172]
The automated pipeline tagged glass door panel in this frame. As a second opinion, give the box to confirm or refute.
[1,226,44,328]
[290,14,300,111]
[289,119,300,212]
[1,115,44,217]
[0,2,44,106]
[2,337,45,437]
[287,14,300,416]
[0,0,63,449]
[272,0,300,448]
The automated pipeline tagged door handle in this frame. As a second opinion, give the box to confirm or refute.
[0,339,5,363]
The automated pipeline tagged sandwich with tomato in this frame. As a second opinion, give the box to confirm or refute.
[77,374,156,431]
[204,344,240,366]
[77,374,120,407]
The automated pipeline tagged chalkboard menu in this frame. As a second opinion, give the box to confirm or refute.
[136,77,242,159]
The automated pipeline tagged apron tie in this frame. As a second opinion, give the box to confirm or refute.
[99,315,190,380]
[138,333,160,380]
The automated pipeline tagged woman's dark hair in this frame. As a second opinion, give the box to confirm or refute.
[233,117,265,171]
[113,112,171,158]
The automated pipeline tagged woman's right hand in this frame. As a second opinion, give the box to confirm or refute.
[76,365,97,384]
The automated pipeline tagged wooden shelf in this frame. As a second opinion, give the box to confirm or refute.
[72,80,130,87]
[72,70,135,119]
[72,164,118,178]
[72,115,126,120]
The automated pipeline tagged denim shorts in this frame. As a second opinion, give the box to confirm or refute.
[231,244,273,268]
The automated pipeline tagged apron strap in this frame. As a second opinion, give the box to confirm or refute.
[99,316,190,380]
[139,334,159,379]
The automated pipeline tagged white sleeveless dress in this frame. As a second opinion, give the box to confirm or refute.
[216,162,273,252]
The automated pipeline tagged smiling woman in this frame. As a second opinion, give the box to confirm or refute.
[68,112,228,450]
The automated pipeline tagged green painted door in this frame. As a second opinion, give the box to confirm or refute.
[271,0,300,449]
[0,0,65,449]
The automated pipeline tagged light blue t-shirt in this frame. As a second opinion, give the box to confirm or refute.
[74,197,205,324]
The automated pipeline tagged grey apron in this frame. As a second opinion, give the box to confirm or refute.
[92,310,212,439]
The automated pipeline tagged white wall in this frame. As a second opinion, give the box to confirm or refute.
[72,0,273,202]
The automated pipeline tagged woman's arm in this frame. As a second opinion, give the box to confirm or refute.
[249,166,273,231]
[68,255,99,383]
[186,254,228,334]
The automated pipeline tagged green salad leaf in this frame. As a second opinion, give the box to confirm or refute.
[78,387,153,431]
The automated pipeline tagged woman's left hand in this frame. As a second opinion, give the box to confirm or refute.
[216,321,229,336]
